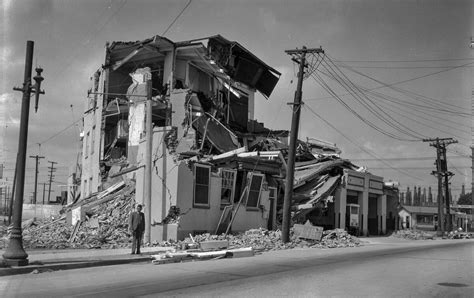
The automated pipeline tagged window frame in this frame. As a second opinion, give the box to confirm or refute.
[91,126,96,155]
[220,169,237,206]
[193,164,211,208]
[268,186,277,201]
[85,131,90,158]
[245,173,264,211]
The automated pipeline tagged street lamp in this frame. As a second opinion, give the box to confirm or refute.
[2,41,44,266]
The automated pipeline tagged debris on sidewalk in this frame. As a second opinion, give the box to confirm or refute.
[317,228,362,248]
[390,230,435,240]
[155,227,361,254]
[151,227,361,265]
[151,247,254,265]
[448,228,471,239]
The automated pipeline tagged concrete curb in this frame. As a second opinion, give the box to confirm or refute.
[0,254,153,277]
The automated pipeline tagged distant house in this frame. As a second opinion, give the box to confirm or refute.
[398,205,440,230]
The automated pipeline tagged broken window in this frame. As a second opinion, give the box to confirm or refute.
[246,173,264,209]
[228,92,248,131]
[220,169,236,205]
[269,187,277,201]
[188,64,213,96]
[91,126,96,155]
[193,164,211,208]
[85,132,90,158]
[83,179,87,197]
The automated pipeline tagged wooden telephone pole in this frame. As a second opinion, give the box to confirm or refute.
[423,138,457,235]
[47,161,57,203]
[282,46,324,243]
[29,155,44,204]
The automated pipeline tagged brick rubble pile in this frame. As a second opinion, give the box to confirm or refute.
[159,227,362,252]
[390,229,434,240]
[21,186,135,249]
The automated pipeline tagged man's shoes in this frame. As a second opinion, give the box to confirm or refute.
[131,252,136,255]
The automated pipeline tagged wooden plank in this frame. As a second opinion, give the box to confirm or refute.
[199,240,229,251]
[226,247,254,258]
[68,220,82,243]
[293,220,323,241]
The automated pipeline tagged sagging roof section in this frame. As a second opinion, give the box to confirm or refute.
[106,36,175,68]
[207,35,281,98]
[106,35,281,98]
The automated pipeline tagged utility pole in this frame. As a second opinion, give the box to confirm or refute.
[282,46,324,243]
[441,146,455,231]
[144,77,153,244]
[29,155,44,205]
[3,40,45,266]
[470,37,474,209]
[423,137,457,235]
[47,161,57,203]
[42,182,47,205]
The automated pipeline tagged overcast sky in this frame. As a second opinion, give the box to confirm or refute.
[1,0,473,202]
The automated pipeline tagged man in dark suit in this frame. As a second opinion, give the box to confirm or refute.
[129,204,145,254]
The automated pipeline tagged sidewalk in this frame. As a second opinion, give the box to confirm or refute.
[0,246,172,277]
[0,236,468,277]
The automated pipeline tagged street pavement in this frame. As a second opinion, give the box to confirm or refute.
[0,246,172,276]
[0,238,472,297]
[0,236,428,276]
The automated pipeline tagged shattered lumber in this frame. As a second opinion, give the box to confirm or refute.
[151,227,361,265]
[21,182,135,249]
[151,247,254,265]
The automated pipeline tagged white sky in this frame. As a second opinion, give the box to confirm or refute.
[1,0,473,201]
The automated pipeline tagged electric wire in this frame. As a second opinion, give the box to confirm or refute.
[161,0,193,36]
[363,87,470,135]
[336,65,474,69]
[303,104,423,181]
[333,58,474,63]
[311,71,416,141]
[305,56,473,116]
[319,58,426,140]
[328,54,471,115]
[311,63,421,141]
[342,81,472,140]
[357,86,470,129]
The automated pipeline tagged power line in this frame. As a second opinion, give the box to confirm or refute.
[337,65,474,69]
[53,0,129,79]
[326,54,470,115]
[303,104,423,181]
[311,65,421,141]
[333,58,474,63]
[306,56,473,115]
[161,0,193,37]
[319,58,426,140]
[367,166,471,170]
[28,117,82,148]
[351,156,469,161]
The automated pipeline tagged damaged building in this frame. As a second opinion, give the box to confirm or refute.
[80,34,390,242]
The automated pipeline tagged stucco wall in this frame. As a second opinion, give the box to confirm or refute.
[232,189,271,232]
[175,164,272,239]
[135,128,180,243]
[81,70,104,198]
[22,204,62,221]
[175,162,222,239]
